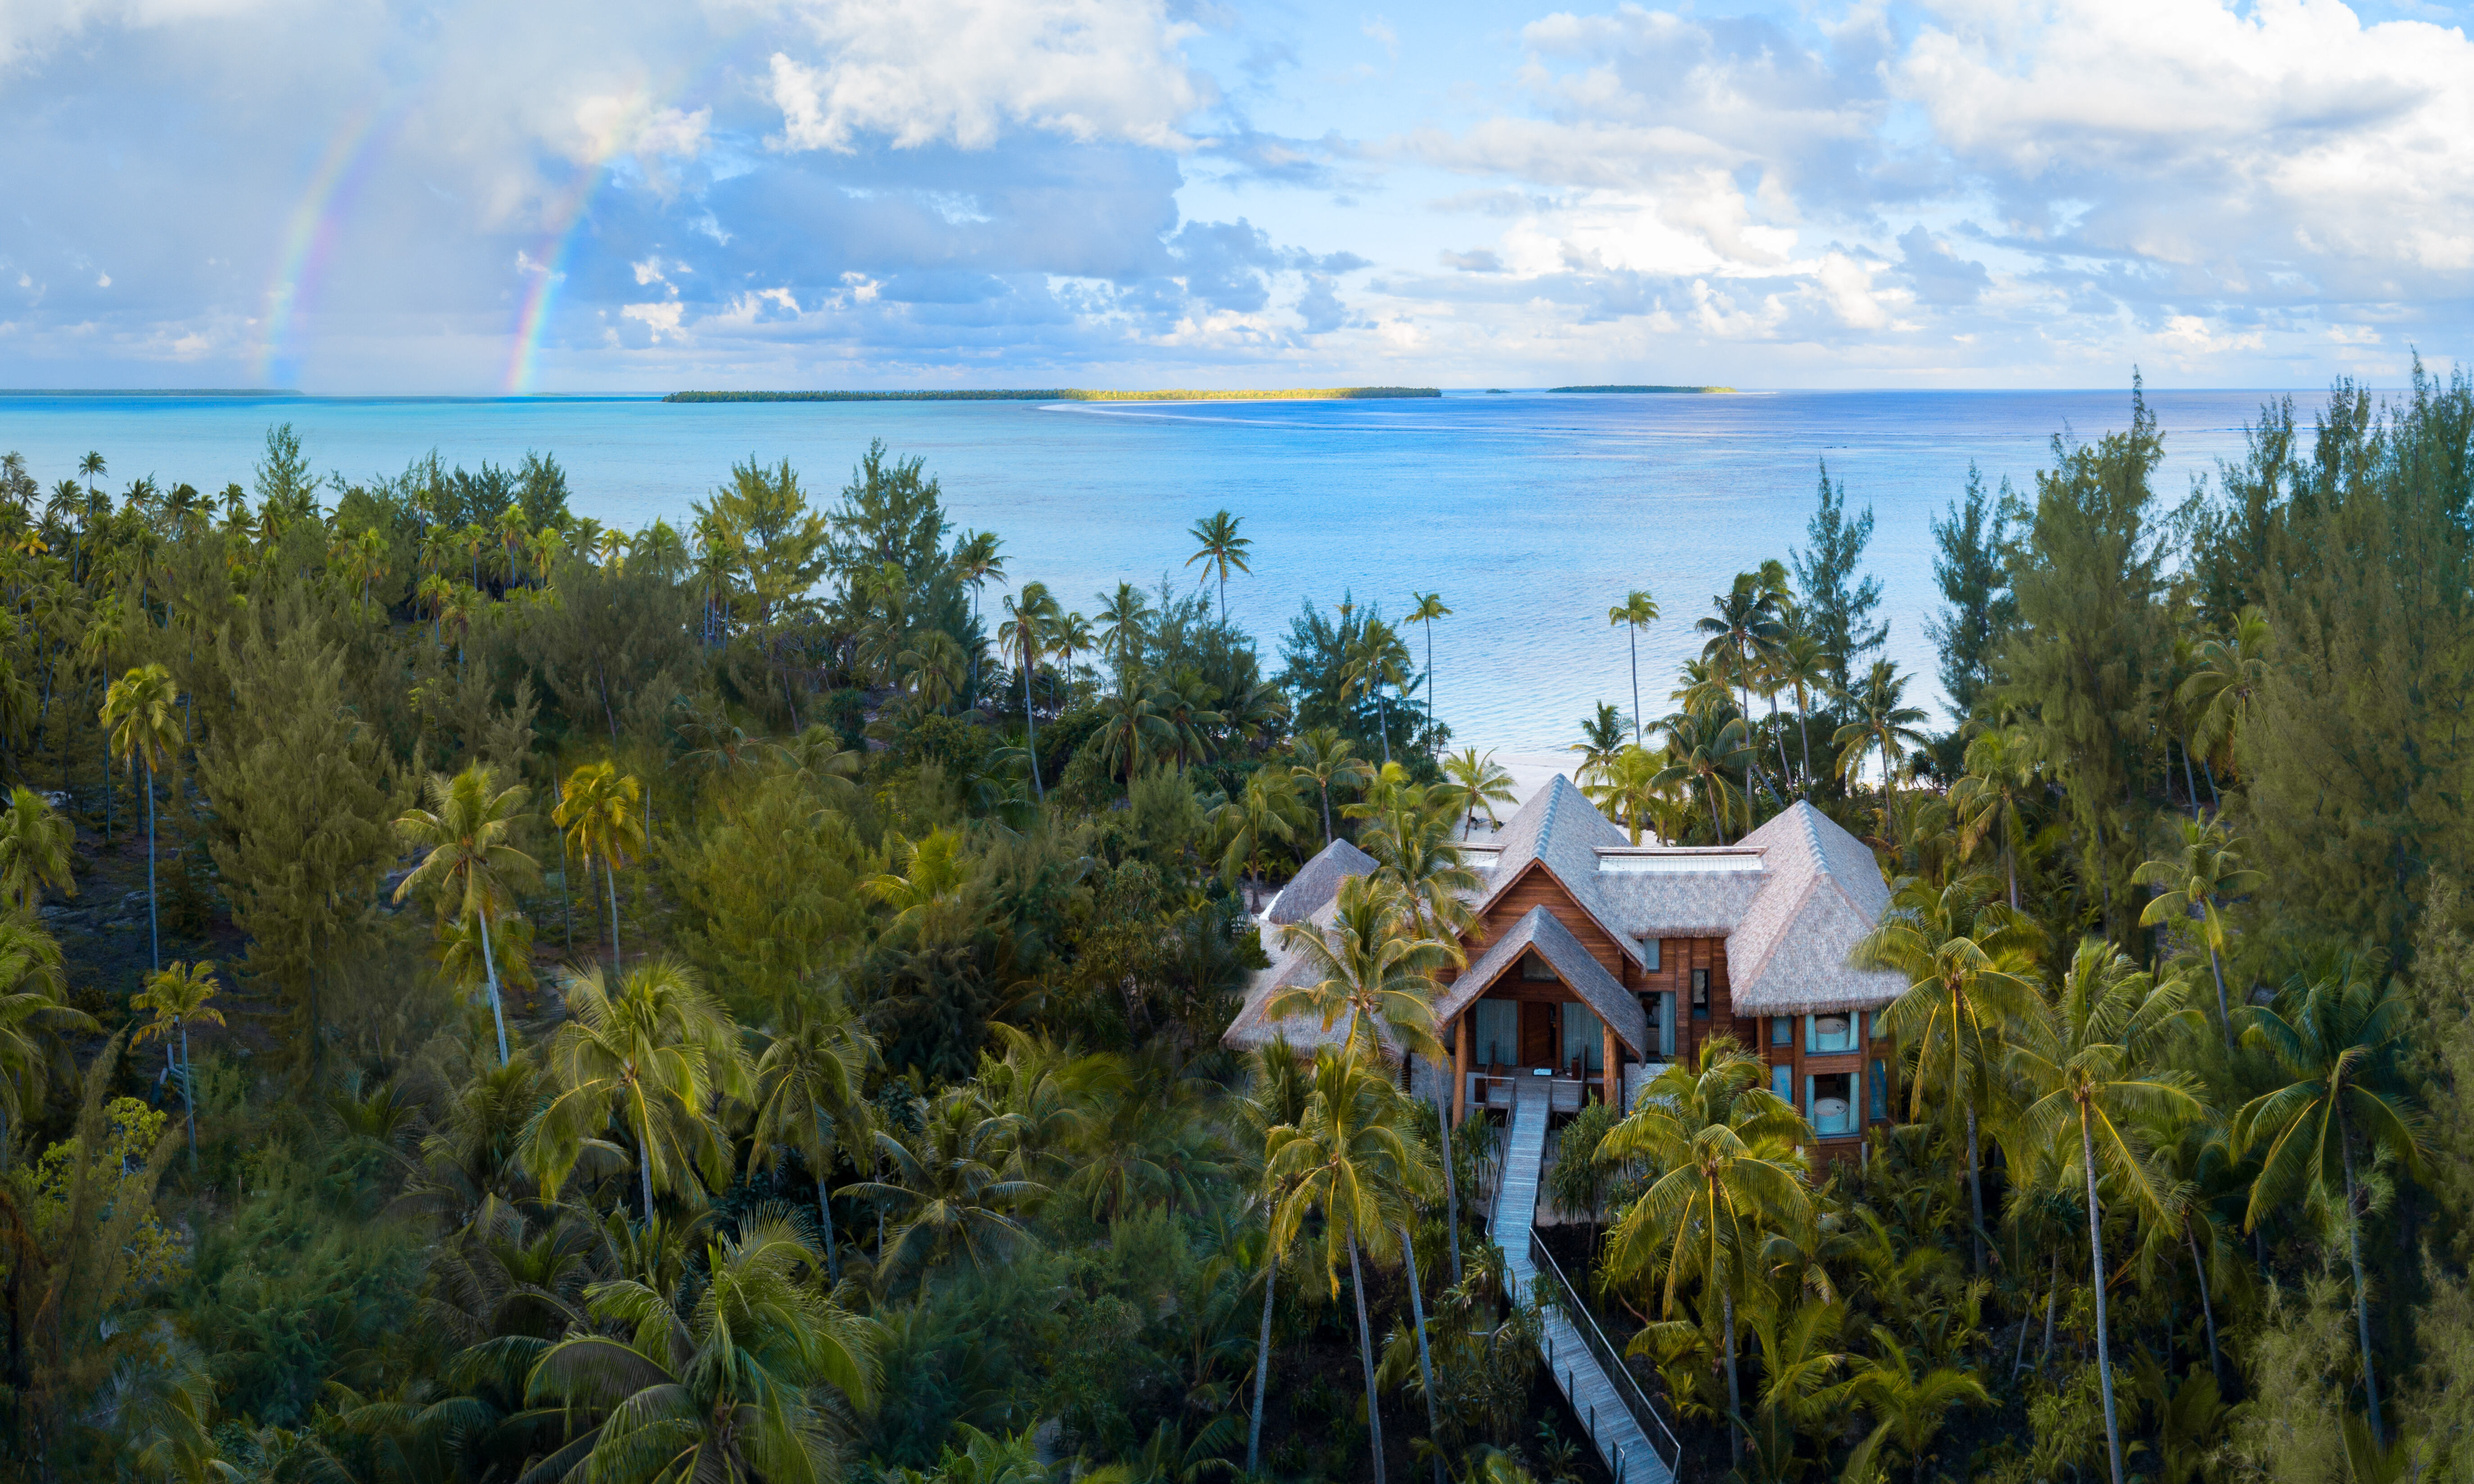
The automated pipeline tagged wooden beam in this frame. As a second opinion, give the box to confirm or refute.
[1454,1014,1472,1125]
[1602,1022,1619,1108]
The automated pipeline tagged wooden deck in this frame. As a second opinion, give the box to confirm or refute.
[1489,1088,1679,1484]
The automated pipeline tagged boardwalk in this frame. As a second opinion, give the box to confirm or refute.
[1490,1087,1679,1484]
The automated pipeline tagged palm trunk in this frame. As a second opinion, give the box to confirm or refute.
[1347,1229,1387,1484]
[2005,835,2019,911]
[2341,1121,2385,1448]
[1439,1099,1462,1284]
[1722,1286,1742,1468]
[1022,651,1043,801]
[815,1112,841,1283]
[1794,693,1812,792]
[2207,945,2234,1049]
[2038,1246,2059,1374]
[1247,1253,1279,1475]
[639,1126,656,1225]
[1965,1101,1986,1275]
[1377,695,1392,768]
[2188,1224,2222,1390]
[2082,1112,2125,1484]
[178,1020,196,1166]
[1767,692,1793,791]
[1321,787,1334,846]
[476,908,509,1067]
[1628,634,1640,747]
[2179,739,2202,819]
[1398,1222,1446,1484]
[2202,757,2222,812]
[607,858,622,965]
[144,758,159,972]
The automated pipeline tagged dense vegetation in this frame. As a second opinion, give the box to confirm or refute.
[0,363,2463,1484]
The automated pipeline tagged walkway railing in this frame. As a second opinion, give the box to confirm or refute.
[1529,1230,1685,1477]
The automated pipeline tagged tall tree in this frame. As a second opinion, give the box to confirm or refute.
[2135,817,2263,1045]
[748,995,878,1281]
[1791,459,1885,693]
[1438,747,1516,841]
[555,761,646,966]
[131,960,222,1163]
[1927,463,2016,720]
[1185,509,1253,620]
[1000,581,1060,800]
[395,765,538,1068]
[1406,591,1451,733]
[1607,589,1659,745]
[0,787,75,917]
[101,663,180,972]
[1290,727,1371,846]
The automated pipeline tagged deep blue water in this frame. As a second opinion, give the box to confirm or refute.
[0,389,2284,749]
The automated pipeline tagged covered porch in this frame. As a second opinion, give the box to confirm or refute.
[1440,906,1649,1122]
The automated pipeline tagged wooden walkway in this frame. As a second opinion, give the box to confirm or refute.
[1491,1088,1678,1484]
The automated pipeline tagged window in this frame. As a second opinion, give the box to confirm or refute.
[1770,1017,1793,1047]
[1771,1064,1793,1104]
[1640,992,1676,1058]
[1641,938,1662,971]
[1690,968,1711,1018]
[1870,1059,1889,1121]
[1563,1004,1604,1076]
[1809,1071,1857,1137]
[1520,953,1557,982]
[1808,1013,1857,1054]
[1867,1011,1886,1042]
[1473,1001,1518,1068]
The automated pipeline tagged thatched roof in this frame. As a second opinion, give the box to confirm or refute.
[1264,838,1377,925]
[1432,905,1650,1056]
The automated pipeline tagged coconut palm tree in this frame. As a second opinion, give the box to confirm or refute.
[1265,1050,1432,1484]
[2234,961,2426,1450]
[525,957,748,1223]
[861,828,971,938]
[1211,769,1312,903]
[1855,872,2044,1275]
[2179,605,2270,800]
[1568,701,1630,784]
[102,664,181,971]
[2009,939,2206,1484]
[395,764,539,1068]
[1439,747,1517,841]
[1949,728,2041,909]
[1097,682,1174,781]
[1583,742,1671,845]
[1406,591,1452,732]
[1653,710,1752,844]
[1268,876,1451,1062]
[0,932,90,1154]
[1186,509,1252,619]
[523,1211,878,1483]
[131,960,222,1163]
[847,1089,1045,1281]
[1698,573,1788,805]
[2135,817,2263,1048]
[1597,1041,1813,1467]
[1239,1040,1313,1475]
[999,581,1060,799]
[1343,619,1412,767]
[1770,631,1833,789]
[1608,590,1660,745]
[0,786,75,917]
[1096,580,1153,686]
[1291,727,1372,846]
[1842,1324,1992,1484]
[749,995,879,1281]
[1352,779,1480,958]
[554,761,646,968]
[1833,659,1931,803]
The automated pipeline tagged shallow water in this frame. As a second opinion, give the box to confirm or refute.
[0,388,2280,749]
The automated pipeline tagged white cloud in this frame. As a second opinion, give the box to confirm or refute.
[621,300,684,340]
[765,0,1206,153]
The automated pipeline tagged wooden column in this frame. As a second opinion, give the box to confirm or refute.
[1454,1014,1472,1125]
[1602,1023,1620,1108]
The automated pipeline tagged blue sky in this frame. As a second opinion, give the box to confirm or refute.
[2,0,2469,393]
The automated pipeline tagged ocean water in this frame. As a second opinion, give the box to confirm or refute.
[0,389,2283,750]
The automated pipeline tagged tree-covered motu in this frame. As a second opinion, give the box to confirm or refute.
[0,368,2460,1481]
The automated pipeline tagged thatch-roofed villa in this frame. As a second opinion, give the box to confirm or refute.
[1224,774,1908,1156]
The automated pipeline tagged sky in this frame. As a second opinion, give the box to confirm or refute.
[2,0,2471,394]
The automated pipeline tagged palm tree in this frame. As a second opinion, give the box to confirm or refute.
[2009,939,2206,1484]
[1343,619,1411,767]
[1096,580,1154,685]
[1653,710,1752,844]
[1698,572,1786,804]
[526,957,748,1222]
[0,786,75,917]
[1855,872,2044,1274]
[1265,1050,1432,1484]
[131,960,222,1163]
[0,928,89,1153]
[1833,659,1930,802]
[1568,700,1629,784]
[1000,581,1060,799]
[1842,1325,1992,1484]
[395,764,539,1067]
[555,761,646,967]
[1583,743,1671,844]
[1949,729,2040,909]
[1269,876,1451,1061]
[1609,590,1660,745]
[847,1089,1046,1280]
[1770,631,1832,789]
[1597,1041,1813,1466]
[1291,727,1372,845]
[1406,591,1452,733]
[1438,747,1516,841]
[2179,606,2270,801]
[1097,682,1174,781]
[102,663,181,971]
[1052,610,1095,706]
[523,1211,878,1482]
[1211,769,1311,904]
[2234,961,2426,1450]
[1186,509,1252,619]
[749,996,879,1281]
[1239,1040,1313,1475]
[2135,817,2263,1047]
[862,828,971,938]
[952,529,1006,698]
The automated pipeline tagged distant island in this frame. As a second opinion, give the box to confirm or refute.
[1546,384,1734,394]
[665,387,1440,403]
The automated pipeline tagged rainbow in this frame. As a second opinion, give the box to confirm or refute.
[503,90,681,396]
[258,102,403,389]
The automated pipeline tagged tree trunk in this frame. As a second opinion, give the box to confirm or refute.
[1022,651,1043,801]
[2208,944,2234,1049]
[1965,1101,1986,1275]
[1794,695,1813,794]
[1347,1230,1387,1484]
[2037,1247,2059,1375]
[1377,695,1392,768]
[1398,1223,1446,1484]
[1248,1253,1279,1475]
[178,1020,197,1165]
[815,1111,840,1282]
[2083,1113,2126,1484]
[1628,633,1640,747]
[2189,1224,2222,1390]
[1722,1286,1742,1468]
[607,857,623,966]
[639,1124,656,1225]
[2179,740,2201,820]
[476,907,510,1067]
[144,758,158,972]
[2341,1121,2386,1448]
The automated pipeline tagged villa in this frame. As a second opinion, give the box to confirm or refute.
[1223,774,1910,1154]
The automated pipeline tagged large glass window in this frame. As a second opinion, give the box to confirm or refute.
[1473,1001,1518,1068]
[1771,1064,1794,1104]
[1690,968,1711,1018]
[1809,1071,1858,1137]
[1640,992,1676,1058]
[1641,938,1662,971]
[1562,1003,1604,1076]
[1808,1013,1857,1054]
